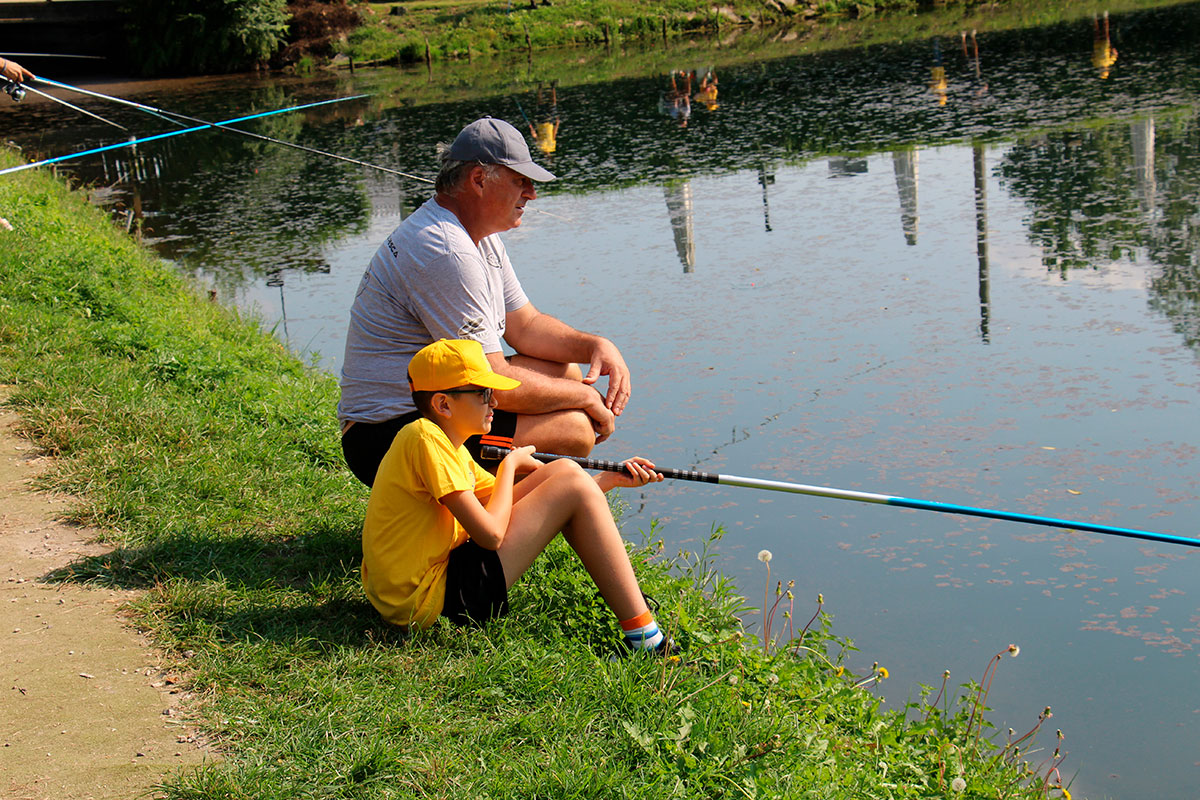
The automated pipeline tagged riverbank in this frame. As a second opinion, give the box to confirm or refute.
[333,0,1181,67]
[0,152,1066,797]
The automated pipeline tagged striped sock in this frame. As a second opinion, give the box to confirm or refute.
[620,610,664,651]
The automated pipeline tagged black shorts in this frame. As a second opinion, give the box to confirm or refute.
[441,540,509,625]
[341,410,518,487]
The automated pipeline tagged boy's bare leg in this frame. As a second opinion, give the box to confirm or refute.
[496,460,647,621]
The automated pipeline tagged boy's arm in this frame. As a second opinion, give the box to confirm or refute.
[440,446,538,550]
[594,457,663,493]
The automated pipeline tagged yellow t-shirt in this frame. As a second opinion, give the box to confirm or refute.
[361,417,496,628]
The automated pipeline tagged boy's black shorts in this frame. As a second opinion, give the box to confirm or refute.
[441,540,509,625]
[342,409,517,486]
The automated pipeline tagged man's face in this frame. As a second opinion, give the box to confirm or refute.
[478,166,537,233]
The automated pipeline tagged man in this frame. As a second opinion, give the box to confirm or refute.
[338,117,630,487]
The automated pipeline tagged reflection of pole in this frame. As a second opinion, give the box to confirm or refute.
[664,181,695,273]
[973,142,990,344]
[892,149,918,245]
[1130,115,1156,215]
[266,270,289,346]
[758,162,774,233]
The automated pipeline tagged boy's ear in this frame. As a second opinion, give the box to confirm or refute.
[431,392,452,418]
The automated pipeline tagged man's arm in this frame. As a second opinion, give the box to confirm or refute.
[501,302,631,415]
[485,350,615,441]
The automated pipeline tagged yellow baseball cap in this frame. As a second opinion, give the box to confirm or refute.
[408,339,521,393]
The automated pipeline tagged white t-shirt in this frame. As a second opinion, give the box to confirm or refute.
[338,197,529,424]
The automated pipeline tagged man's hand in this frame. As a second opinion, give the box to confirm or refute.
[0,58,34,84]
[584,394,616,443]
[582,338,631,416]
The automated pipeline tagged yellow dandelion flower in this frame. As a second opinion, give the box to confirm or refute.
[877,666,890,679]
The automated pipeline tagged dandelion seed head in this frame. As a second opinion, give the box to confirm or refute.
[758,549,773,563]
[1008,644,1021,657]
[951,777,967,792]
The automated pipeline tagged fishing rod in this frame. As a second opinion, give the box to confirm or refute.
[0,94,367,177]
[33,76,430,183]
[19,83,129,131]
[479,446,1200,550]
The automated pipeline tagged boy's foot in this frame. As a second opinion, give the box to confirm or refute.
[622,634,678,658]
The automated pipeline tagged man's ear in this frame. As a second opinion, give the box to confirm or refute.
[466,164,488,195]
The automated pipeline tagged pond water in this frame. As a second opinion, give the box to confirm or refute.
[3,3,1199,797]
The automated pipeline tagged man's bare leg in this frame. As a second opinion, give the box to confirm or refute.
[507,354,598,456]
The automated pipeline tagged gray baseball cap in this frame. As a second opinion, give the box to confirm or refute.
[446,116,556,182]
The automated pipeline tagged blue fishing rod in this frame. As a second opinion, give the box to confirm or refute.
[0,94,369,177]
[27,77,430,182]
[480,446,1200,550]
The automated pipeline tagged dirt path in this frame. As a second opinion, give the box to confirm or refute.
[0,394,209,799]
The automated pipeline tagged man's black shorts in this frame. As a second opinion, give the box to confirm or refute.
[341,410,518,487]
[441,540,509,625]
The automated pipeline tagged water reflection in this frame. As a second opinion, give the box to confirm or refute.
[3,5,1200,797]
[892,149,919,245]
[663,180,695,272]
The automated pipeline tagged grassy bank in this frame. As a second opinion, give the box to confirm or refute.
[0,152,1066,797]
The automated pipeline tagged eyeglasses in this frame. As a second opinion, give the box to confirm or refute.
[440,387,494,403]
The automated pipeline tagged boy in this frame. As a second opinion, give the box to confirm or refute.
[361,338,670,654]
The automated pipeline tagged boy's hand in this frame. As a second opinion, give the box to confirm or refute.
[611,457,663,488]
[502,444,540,474]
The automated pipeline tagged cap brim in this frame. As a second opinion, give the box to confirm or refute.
[508,160,556,182]
[467,370,522,391]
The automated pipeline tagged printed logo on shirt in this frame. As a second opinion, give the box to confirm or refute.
[485,252,502,269]
[458,317,486,338]
[385,236,399,259]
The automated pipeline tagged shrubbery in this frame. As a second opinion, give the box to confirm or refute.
[119,0,290,74]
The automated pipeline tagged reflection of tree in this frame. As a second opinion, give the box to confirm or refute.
[996,109,1200,352]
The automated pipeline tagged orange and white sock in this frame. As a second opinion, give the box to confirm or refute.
[620,609,664,651]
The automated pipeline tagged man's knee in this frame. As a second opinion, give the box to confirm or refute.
[514,410,596,457]
[545,413,596,457]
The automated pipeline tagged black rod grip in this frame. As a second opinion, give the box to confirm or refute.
[479,446,719,484]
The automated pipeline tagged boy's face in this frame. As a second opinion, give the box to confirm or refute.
[440,385,497,434]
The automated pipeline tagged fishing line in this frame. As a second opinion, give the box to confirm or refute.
[19,83,130,131]
[480,446,1200,550]
[0,95,368,176]
[33,76,431,183]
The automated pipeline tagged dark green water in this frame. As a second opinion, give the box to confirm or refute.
[3,4,1199,797]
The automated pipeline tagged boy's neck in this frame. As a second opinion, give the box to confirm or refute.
[426,414,470,450]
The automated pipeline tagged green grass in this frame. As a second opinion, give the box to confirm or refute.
[0,150,1067,797]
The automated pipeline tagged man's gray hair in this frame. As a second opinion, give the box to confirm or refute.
[435,142,499,194]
